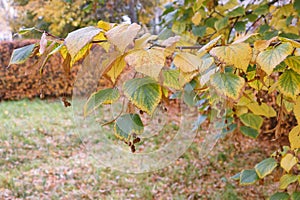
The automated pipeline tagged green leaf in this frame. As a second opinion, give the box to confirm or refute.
[289,125,300,150]
[278,69,300,100]
[239,169,259,185]
[162,69,181,90]
[240,126,259,139]
[294,1,300,14]
[239,113,263,130]
[114,114,144,142]
[270,192,289,200]
[125,48,165,80]
[279,174,298,189]
[253,4,269,16]
[235,21,246,32]
[84,88,120,117]
[210,43,252,72]
[246,102,277,117]
[192,26,206,37]
[210,72,245,100]
[280,153,298,173]
[256,43,293,75]
[254,158,278,178]
[228,7,245,18]
[214,16,229,31]
[123,77,162,115]
[9,44,36,65]
[231,172,241,181]
[106,23,141,54]
[65,26,102,59]
[291,192,300,200]
[285,56,300,74]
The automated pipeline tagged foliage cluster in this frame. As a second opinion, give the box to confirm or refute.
[11,0,165,37]
[9,0,300,197]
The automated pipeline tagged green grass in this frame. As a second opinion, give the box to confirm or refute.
[0,98,276,199]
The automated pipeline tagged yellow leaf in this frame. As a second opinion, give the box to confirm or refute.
[280,153,298,172]
[93,32,110,52]
[106,55,127,83]
[179,70,199,87]
[232,33,257,44]
[197,35,222,57]
[289,125,300,150]
[106,23,141,54]
[246,102,277,117]
[295,48,300,56]
[294,96,300,124]
[125,48,165,80]
[210,43,252,72]
[192,12,202,26]
[256,42,293,75]
[161,36,181,48]
[174,52,203,73]
[254,37,277,51]
[97,20,112,31]
[236,106,249,117]
[134,33,158,49]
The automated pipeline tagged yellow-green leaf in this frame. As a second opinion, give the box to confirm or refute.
[84,88,120,117]
[210,43,252,72]
[123,77,162,115]
[106,23,141,54]
[294,96,300,124]
[9,44,36,65]
[125,48,165,80]
[173,52,203,73]
[114,114,144,142]
[255,158,278,178]
[240,113,263,130]
[246,102,277,117]
[285,56,300,74]
[162,69,181,90]
[65,26,102,59]
[199,57,215,73]
[106,55,127,83]
[289,125,300,150]
[278,69,300,100]
[279,174,298,189]
[280,153,298,173]
[256,42,293,75]
[210,72,245,100]
[279,37,300,48]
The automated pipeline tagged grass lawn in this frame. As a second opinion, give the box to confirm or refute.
[0,98,277,199]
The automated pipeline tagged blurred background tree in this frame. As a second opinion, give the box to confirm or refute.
[10,0,172,38]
